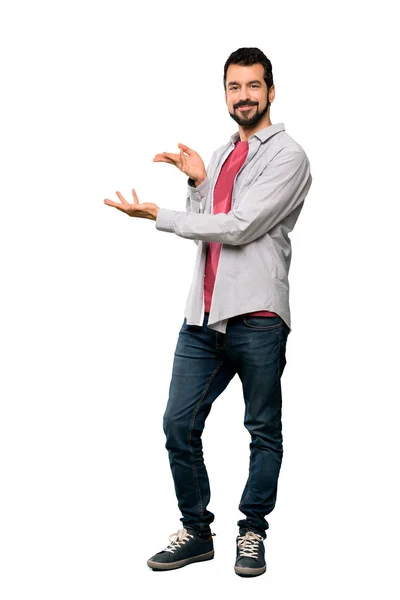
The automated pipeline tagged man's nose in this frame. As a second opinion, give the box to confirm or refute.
[238,89,252,102]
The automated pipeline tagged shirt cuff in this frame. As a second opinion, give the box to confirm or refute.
[155,207,180,233]
[188,176,209,199]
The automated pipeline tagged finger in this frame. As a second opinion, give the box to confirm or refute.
[116,191,130,205]
[153,155,175,164]
[113,205,129,213]
[159,152,180,161]
[132,189,139,204]
[104,199,128,211]
[178,143,193,155]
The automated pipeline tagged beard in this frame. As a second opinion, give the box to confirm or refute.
[229,99,270,128]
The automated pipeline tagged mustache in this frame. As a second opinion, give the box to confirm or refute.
[234,101,258,108]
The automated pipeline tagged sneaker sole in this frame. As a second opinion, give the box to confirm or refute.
[147,550,214,571]
[235,564,266,577]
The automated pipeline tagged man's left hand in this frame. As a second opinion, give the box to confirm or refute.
[104,189,159,220]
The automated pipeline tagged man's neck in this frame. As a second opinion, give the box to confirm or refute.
[238,118,273,142]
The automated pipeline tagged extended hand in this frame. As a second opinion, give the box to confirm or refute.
[104,189,159,220]
[153,143,206,184]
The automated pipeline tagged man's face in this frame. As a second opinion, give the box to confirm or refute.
[225,63,274,128]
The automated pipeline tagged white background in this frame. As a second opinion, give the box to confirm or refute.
[1,0,399,598]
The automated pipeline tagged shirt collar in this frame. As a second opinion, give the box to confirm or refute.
[230,122,285,144]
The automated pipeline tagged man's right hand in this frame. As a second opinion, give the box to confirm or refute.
[153,143,207,187]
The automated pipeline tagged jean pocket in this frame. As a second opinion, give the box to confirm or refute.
[243,315,283,331]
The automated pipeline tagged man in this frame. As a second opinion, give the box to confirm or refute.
[104,47,312,577]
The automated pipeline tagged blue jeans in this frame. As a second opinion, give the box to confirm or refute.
[163,312,290,538]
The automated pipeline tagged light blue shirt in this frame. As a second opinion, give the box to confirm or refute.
[155,122,312,334]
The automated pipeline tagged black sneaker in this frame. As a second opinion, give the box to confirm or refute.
[234,530,266,577]
[147,527,214,571]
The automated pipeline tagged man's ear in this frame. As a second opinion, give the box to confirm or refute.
[269,85,275,103]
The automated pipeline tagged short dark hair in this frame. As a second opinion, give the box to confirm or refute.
[223,47,274,90]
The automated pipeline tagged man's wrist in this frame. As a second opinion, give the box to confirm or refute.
[148,206,159,220]
[189,176,206,188]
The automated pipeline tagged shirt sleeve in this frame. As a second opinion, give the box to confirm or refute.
[185,151,215,245]
[156,150,312,245]
[186,176,210,214]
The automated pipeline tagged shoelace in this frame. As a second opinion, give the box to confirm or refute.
[163,528,194,554]
[237,531,263,558]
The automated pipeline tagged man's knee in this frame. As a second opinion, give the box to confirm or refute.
[163,410,188,448]
[244,420,283,451]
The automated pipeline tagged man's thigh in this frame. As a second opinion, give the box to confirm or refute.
[225,315,289,423]
[226,314,288,373]
[165,318,236,424]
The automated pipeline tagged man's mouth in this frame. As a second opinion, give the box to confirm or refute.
[237,105,255,111]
